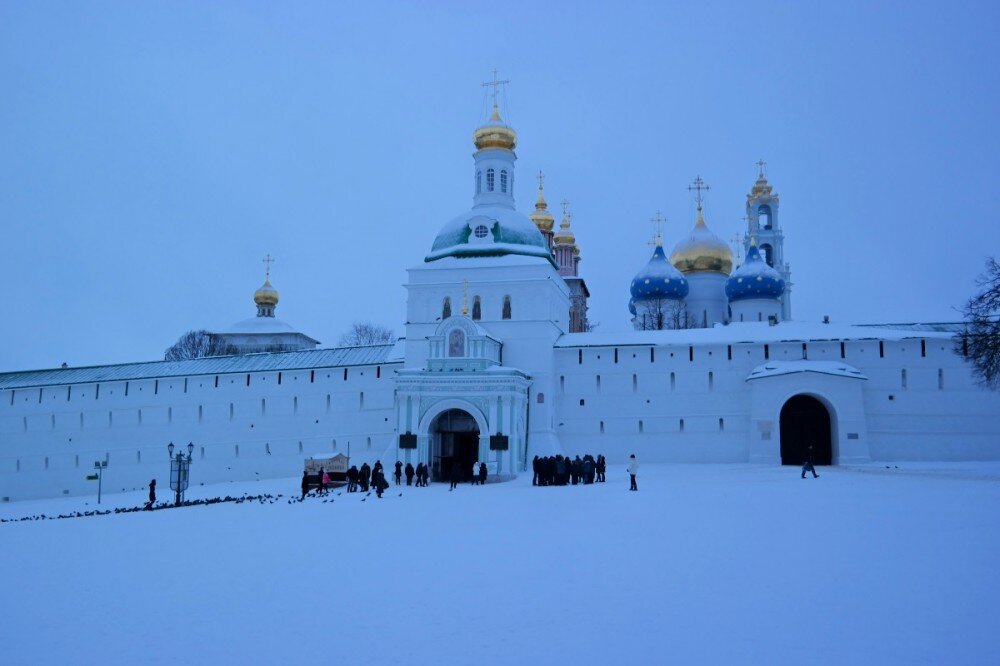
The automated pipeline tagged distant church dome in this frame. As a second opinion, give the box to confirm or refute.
[529,179,555,234]
[253,279,279,307]
[473,104,517,151]
[669,210,733,275]
[726,241,785,302]
[630,243,689,303]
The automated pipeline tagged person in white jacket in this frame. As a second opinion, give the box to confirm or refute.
[627,454,639,491]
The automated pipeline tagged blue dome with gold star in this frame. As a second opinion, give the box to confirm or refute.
[630,244,689,309]
[726,243,785,302]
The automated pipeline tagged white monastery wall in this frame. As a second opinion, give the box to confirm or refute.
[0,362,402,502]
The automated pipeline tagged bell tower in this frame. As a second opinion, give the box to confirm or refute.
[744,160,792,320]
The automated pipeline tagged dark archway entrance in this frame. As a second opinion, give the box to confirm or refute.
[779,395,832,465]
[431,409,480,482]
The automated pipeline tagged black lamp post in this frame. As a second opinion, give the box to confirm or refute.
[167,442,194,507]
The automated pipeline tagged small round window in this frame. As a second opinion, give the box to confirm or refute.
[474,225,489,239]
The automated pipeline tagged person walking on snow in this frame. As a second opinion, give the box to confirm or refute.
[627,454,639,491]
[301,470,310,500]
[321,469,331,492]
[318,467,327,493]
[146,479,156,509]
[478,462,487,486]
[802,445,819,479]
[394,461,403,486]
[405,462,415,486]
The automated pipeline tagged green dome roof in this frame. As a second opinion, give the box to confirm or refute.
[425,205,555,264]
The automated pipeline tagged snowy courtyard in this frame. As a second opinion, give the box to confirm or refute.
[2,463,998,665]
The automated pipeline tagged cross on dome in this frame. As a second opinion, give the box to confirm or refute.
[262,253,274,280]
[482,69,510,119]
[756,159,767,178]
[650,211,667,247]
[688,176,710,211]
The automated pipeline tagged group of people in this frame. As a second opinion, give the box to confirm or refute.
[390,460,431,487]
[532,454,607,486]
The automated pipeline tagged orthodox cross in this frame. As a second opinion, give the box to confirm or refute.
[262,254,274,280]
[730,233,744,265]
[537,170,545,190]
[688,176,710,210]
[561,199,570,218]
[649,211,667,247]
[482,69,510,108]
[756,159,767,178]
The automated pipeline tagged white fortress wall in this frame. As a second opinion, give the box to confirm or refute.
[0,360,402,502]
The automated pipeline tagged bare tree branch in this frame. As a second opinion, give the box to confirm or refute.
[957,257,1000,390]
[164,330,239,361]
[338,322,394,347]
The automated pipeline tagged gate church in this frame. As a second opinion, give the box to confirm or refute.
[2,81,1000,501]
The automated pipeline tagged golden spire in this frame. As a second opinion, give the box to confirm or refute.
[553,199,576,245]
[253,254,279,310]
[461,279,469,316]
[473,70,516,150]
[529,170,555,233]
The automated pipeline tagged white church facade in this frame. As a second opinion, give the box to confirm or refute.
[2,90,999,502]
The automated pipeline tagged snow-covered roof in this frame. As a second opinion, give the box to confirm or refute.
[0,344,403,390]
[413,254,553,270]
[215,316,320,344]
[555,321,954,348]
[746,360,868,381]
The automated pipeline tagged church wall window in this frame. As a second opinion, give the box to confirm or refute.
[560,376,565,392]
[235,445,240,458]
[261,398,266,415]
[367,437,372,449]
[486,168,495,192]
[579,399,585,406]
[310,370,315,383]
[155,380,159,395]
[537,393,544,404]
[614,348,619,364]
[639,420,644,433]
[326,394,331,412]
[727,345,732,361]
[344,368,348,381]
[443,297,452,319]
[921,340,926,357]
[670,372,676,391]
[500,170,508,193]
[376,366,381,379]
[596,375,601,393]
[802,343,808,360]
[229,403,234,421]
[764,345,770,360]
[293,397,298,415]
[472,295,481,320]
[600,421,605,434]
[632,374,638,393]
[840,342,846,359]
[298,441,303,454]
[502,295,511,319]
[650,347,655,363]
[708,372,714,391]
[277,372,282,385]
[198,405,203,423]
[360,392,364,409]
[578,349,583,365]
[688,346,694,362]
[679,418,685,432]
[879,341,885,358]
[938,369,944,390]
[719,418,724,431]
[901,369,907,390]
[448,329,465,357]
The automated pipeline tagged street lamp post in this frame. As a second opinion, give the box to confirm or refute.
[167,442,195,507]
[93,460,108,504]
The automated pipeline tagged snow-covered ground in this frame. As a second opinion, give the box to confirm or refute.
[2,463,998,665]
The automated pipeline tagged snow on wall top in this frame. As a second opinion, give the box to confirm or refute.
[746,360,868,381]
[0,344,403,390]
[555,321,954,348]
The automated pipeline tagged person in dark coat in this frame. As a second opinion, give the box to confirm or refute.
[374,468,388,498]
[301,471,309,500]
[421,462,430,486]
[532,455,540,486]
[394,461,403,486]
[318,467,326,493]
[359,463,371,492]
[802,445,819,479]
[347,465,359,492]
[414,462,424,487]
[449,458,462,490]
[478,462,487,485]
[405,462,415,486]
[146,479,156,509]
[596,454,606,483]
[583,455,595,484]
[572,456,583,485]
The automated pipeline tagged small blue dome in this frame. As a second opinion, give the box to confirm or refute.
[726,244,785,302]
[630,245,689,304]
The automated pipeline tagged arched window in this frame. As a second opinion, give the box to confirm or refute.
[760,243,774,267]
[442,297,451,319]
[448,329,465,357]
[472,295,481,320]
[486,168,495,192]
[500,170,508,193]
[476,171,481,194]
[502,295,511,319]
[758,205,772,230]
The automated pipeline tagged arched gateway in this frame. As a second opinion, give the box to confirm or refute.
[779,394,832,465]
[430,408,480,482]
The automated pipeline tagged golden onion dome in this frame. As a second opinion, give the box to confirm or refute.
[529,182,555,233]
[253,279,279,307]
[473,104,517,151]
[750,175,774,198]
[669,210,733,274]
[553,211,576,246]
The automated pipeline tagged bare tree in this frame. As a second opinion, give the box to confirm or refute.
[957,257,1000,389]
[164,330,239,361]
[338,322,394,347]
[635,298,693,330]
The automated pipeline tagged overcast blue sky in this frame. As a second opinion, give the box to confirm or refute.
[1,1,998,371]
